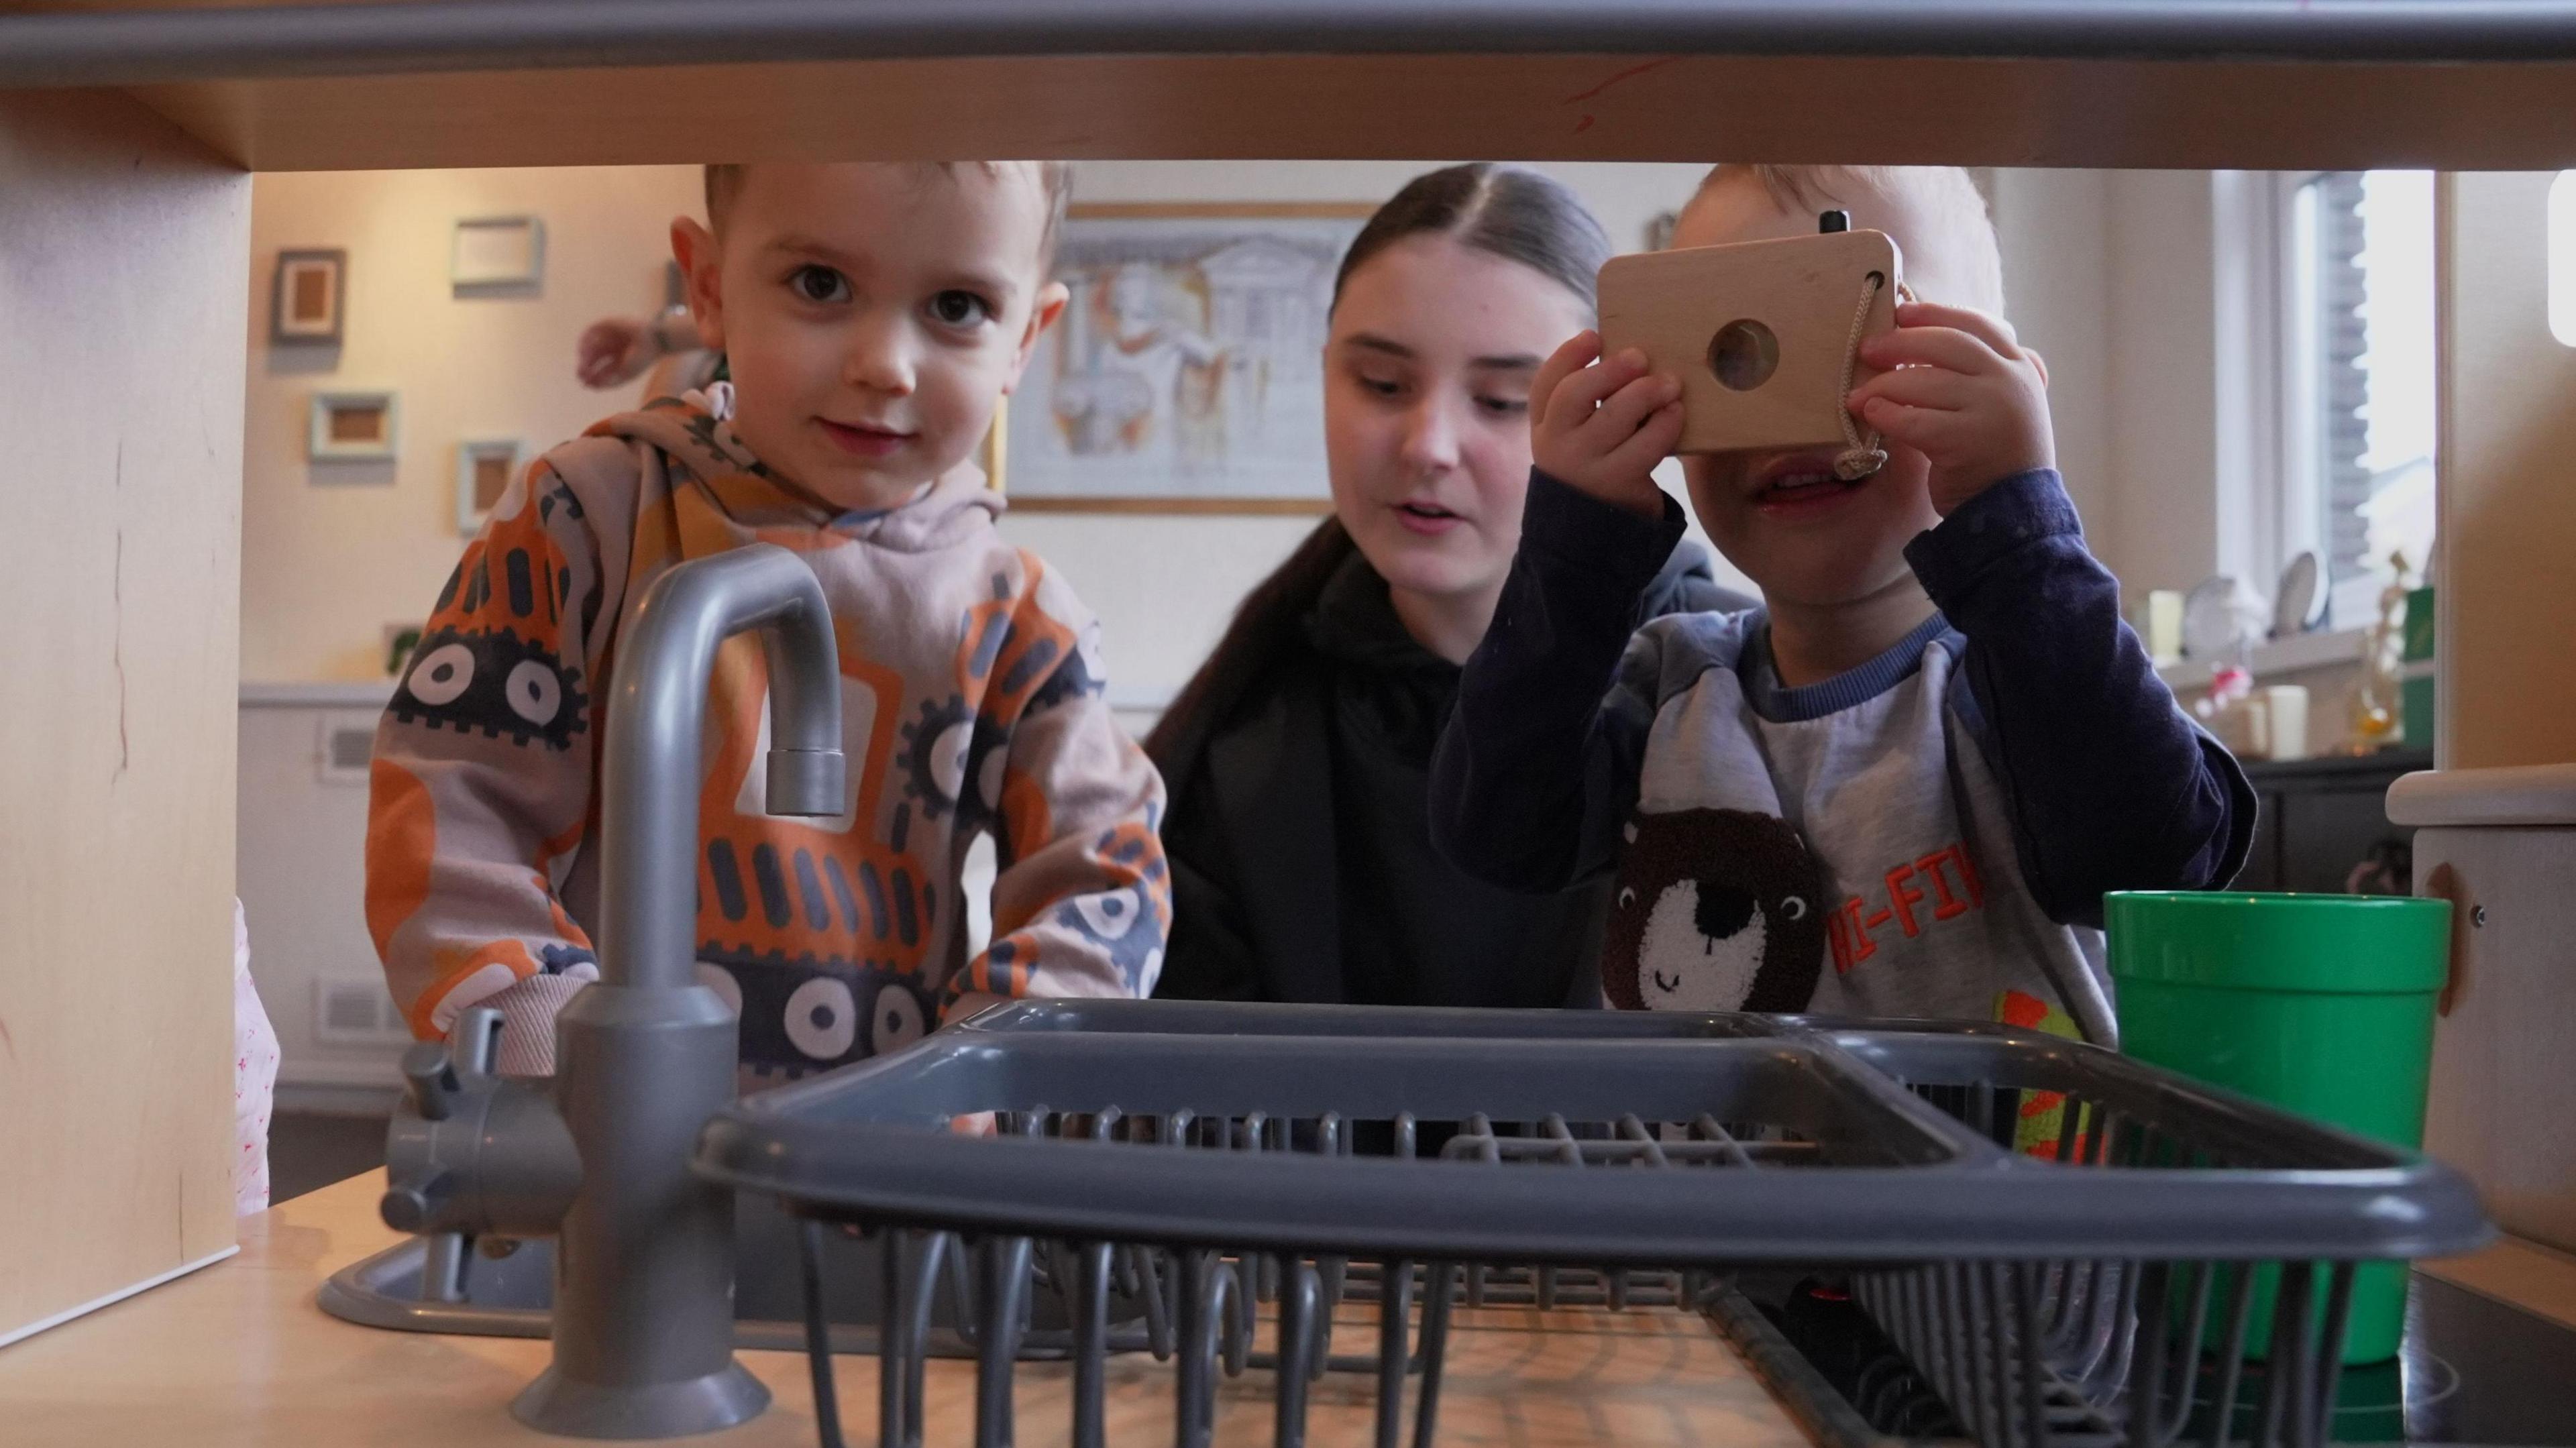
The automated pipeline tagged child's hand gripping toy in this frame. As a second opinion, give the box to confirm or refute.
[1597,211,1904,480]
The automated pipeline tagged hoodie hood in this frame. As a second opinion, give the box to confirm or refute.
[595,389,1002,553]
[1642,537,1757,622]
[1305,537,1752,682]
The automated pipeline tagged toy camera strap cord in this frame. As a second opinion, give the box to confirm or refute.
[1833,272,1915,482]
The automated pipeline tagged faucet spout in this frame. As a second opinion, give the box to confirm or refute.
[506,543,844,1439]
[596,543,844,994]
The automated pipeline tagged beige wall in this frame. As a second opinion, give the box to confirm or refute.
[239,158,2180,697]
[1989,169,2118,559]
[239,160,1729,696]
[2103,172,2229,606]
[243,164,706,681]
[0,89,246,1341]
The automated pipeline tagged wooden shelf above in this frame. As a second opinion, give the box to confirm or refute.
[9,1,2576,171]
[99,52,2576,173]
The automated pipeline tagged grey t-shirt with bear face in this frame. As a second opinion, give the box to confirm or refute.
[1430,467,2253,1047]
[1609,609,2113,1043]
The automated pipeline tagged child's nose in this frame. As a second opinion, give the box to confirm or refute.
[842,312,917,396]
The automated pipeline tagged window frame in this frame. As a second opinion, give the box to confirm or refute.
[2227,166,2433,634]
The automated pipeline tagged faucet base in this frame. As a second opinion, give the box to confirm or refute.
[510,1359,770,1440]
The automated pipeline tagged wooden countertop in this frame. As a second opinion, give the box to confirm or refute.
[0,1171,1810,1448]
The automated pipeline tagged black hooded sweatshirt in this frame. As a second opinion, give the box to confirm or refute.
[1152,540,1746,1007]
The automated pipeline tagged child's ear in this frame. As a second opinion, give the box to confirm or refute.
[669,217,725,352]
[1002,280,1071,396]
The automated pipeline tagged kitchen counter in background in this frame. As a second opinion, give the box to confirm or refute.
[2235,747,2434,894]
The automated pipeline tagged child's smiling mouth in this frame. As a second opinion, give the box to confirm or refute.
[1749,455,1867,519]
[817,418,916,458]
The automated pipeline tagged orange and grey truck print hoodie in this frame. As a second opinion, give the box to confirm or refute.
[366,392,1169,1082]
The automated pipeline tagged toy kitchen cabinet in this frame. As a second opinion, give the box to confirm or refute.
[2382,170,2576,1261]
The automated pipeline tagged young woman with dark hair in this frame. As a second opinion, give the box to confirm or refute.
[1149,163,1746,1007]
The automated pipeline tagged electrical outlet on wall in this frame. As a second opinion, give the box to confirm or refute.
[312,977,410,1045]
[316,712,377,785]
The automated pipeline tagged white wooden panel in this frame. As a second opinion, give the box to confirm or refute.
[0,87,248,1339]
[2418,826,2576,1254]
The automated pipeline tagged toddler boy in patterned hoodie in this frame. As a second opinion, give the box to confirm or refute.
[368,162,1168,1082]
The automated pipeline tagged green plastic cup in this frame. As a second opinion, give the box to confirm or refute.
[2106,891,2451,1363]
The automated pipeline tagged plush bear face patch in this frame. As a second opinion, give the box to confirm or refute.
[1603,808,1827,1014]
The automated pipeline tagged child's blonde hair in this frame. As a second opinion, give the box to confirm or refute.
[703,161,1074,267]
[1696,165,2004,316]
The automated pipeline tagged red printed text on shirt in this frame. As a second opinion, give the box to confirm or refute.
[1827,843,1985,974]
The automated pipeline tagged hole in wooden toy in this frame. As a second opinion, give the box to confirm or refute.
[1707,319,1779,392]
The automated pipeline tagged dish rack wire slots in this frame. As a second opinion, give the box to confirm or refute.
[692,1001,2489,1448]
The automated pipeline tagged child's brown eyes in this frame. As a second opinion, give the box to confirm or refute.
[790,265,850,304]
[782,270,992,328]
[928,290,995,327]
[1477,394,1529,417]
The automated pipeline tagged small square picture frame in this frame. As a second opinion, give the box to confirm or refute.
[455,439,524,535]
[309,390,398,461]
[272,248,346,344]
[451,215,546,292]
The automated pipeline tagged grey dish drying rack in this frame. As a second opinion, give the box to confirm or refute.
[694,999,2492,1448]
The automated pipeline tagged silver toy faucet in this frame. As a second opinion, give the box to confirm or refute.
[380,543,845,1438]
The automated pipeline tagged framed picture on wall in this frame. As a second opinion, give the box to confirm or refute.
[455,439,523,535]
[308,390,399,462]
[1002,202,1370,514]
[272,248,346,344]
[451,215,545,292]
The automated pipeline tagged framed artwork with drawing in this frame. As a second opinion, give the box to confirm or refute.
[1002,202,1369,514]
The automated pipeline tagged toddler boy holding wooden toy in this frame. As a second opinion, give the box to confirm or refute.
[1429,164,2251,1042]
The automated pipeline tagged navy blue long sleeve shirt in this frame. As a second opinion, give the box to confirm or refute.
[1428,467,2253,930]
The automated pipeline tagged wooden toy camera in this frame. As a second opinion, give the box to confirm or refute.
[1598,213,1903,463]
